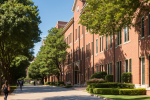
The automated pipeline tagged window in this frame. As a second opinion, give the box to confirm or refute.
[102,64,103,71]
[67,37,68,44]
[100,37,101,52]
[96,39,98,54]
[76,50,77,61]
[105,64,107,73]
[70,33,72,43]
[117,61,121,83]
[125,60,128,72]
[117,31,121,46]
[78,26,80,38]
[76,29,77,40]
[129,59,132,72]
[141,16,144,38]
[141,57,145,85]
[124,26,129,42]
[91,42,93,55]
[86,43,90,58]
[77,6,79,13]
[110,63,112,74]
[96,65,98,73]
[149,14,150,36]
[106,35,108,50]
[100,65,101,72]
[88,67,89,80]
[107,64,109,74]
[110,35,112,48]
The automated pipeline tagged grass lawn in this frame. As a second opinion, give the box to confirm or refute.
[92,93,150,100]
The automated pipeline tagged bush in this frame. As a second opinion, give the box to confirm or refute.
[87,78,107,84]
[45,82,50,85]
[89,88,93,93]
[91,71,107,79]
[65,85,72,88]
[86,85,90,91]
[105,75,113,82]
[93,88,146,95]
[121,72,132,83]
[54,81,64,85]
[88,82,134,89]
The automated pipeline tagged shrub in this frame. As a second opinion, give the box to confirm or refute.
[105,75,113,82]
[54,81,64,85]
[91,71,107,79]
[45,82,50,85]
[121,72,132,83]
[119,88,146,95]
[93,88,146,95]
[86,78,107,84]
[88,82,134,89]
[65,85,72,88]
[86,85,90,91]
[89,88,93,93]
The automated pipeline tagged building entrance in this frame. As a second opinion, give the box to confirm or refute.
[74,65,79,85]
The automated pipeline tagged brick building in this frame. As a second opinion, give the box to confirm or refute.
[45,0,150,94]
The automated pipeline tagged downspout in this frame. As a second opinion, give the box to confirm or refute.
[79,25,81,86]
[73,17,74,85]
[83,26,85,84]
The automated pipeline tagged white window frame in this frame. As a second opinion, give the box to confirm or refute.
[141,56,145,87]
[124,26,129,43]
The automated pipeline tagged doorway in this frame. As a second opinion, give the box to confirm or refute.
[74,65,79,85]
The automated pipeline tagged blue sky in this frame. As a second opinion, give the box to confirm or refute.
[32,0,74,57]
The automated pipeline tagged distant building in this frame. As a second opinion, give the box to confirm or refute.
[55,21,68,29]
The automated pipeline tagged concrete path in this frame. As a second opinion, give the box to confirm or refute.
[4,85,103,100]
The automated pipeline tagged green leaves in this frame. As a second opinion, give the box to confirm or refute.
[79,0,150,35]
[28,27,69,80]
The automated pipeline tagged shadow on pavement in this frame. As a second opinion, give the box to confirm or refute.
[13,85,74,94]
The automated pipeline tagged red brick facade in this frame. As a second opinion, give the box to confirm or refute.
[45,0,150,93]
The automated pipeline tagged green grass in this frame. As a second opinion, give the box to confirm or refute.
[91,93,150,100]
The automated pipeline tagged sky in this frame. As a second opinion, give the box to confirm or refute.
[32,0,74,57]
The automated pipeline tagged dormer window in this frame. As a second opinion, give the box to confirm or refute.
[77,6,79,13]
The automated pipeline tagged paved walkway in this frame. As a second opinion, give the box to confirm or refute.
[1,85,103,100]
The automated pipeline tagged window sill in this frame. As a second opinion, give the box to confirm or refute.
[69,43,72,46]
[80,35,83,39]
[91,55,93,57]
[141,37,144,39]
[124,41,131,45]
[100,51,103,54]
[74,39,78,44]
[115,44,122,49]
[85,32,88,35]
[95,53,98,56]
[105,49,108,51]
[86,57,89,59]
[148,35,150,38]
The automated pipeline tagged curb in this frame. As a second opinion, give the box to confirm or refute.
[90,94,113,100]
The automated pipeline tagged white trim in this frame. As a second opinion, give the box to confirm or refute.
[85,32,88,35]
[124,41,131,45]
[141,37,144,39]
[74,39,78,44]
[115,44,122,48]
[72,0,77,12]
[100,51,103,54]
[148,35,150,38]
[86,42,90,45]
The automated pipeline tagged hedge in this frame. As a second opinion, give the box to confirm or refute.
[86,85,90,91]
[89,82,134,89]
[89,88,93,93]
[93,88,146,95]
[45,82,50,85]
[91,71,107,79]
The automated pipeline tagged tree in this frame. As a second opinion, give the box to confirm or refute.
[79,0,150,35]
[43,27,69,81]
[0,0,41,82]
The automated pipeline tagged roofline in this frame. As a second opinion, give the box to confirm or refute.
[72,0,77,12]
[60,17,74,35]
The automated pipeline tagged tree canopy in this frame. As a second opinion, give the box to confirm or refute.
[0,0,41,82]
[79,0,150,35]
[28,27,69,82]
